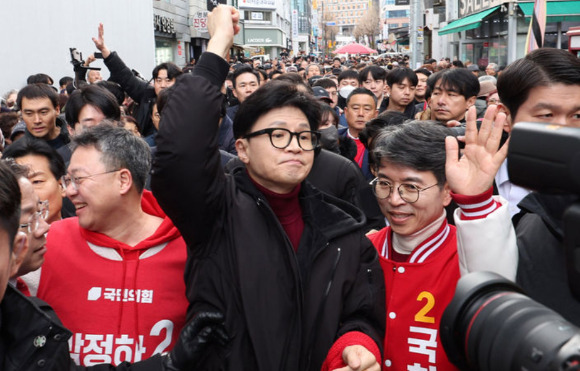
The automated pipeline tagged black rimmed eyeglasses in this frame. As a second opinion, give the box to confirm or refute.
[243,128,320,151]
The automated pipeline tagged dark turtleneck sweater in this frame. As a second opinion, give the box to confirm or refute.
[250,175,304,251]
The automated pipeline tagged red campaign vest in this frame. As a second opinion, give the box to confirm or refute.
[37,218,188,366]
[368,222,460,371]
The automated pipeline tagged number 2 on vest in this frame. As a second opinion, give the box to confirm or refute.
[414,291,435,323]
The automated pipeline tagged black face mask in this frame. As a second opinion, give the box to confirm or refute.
[319,125,339,153]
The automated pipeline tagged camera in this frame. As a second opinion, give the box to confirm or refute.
[439,123,580,370]
[69,47,101,72]
[440,271,580,371]
[507,122,580,195]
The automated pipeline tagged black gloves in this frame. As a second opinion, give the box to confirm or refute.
[163,312,229,371]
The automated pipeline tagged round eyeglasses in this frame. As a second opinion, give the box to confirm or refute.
[20,200,49,234]
[62,169,120,191]
[243,128,320,151]
[369,178,439,203]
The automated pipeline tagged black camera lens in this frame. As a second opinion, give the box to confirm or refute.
[441,272,580,371]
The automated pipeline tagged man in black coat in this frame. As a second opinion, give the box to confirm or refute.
[151,6,385,371]
[91,23,182,138]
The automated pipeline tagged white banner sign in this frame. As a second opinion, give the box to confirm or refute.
[192,11,208,33]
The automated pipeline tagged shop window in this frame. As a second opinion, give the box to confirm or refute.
[245,11,272,24]
[155,39,174,65]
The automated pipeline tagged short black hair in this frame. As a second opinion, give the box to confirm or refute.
[358,66,387,85]
[3,137,66,180]
[338,69,359,83]
[95,80,125,106]
[59,76,73,87]
[313,78,338,90]
[0,160,22,247]
[233,80,322,139]
[274,73,313,94]
[371,121,453,185]
[360,111,409,152]
[346,87,377,107]
[386,68,418,88]
[414,68,432,77]
[152,62,183,80]
[452,60,465,68]
[427,68,479,100]
[232,65,259,88]
[64,85,121,125]
[26,73,54,86]
[498,48,580,120]
[17,83,59,110]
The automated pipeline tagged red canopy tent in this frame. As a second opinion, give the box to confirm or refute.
[332,43,378,54]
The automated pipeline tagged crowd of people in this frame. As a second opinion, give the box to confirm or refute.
[0,4,579,371]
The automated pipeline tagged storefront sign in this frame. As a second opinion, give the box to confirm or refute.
[154,15,176,35]
[396,0,410,5]
[459,0,502,17]
[244,28,283,45]
[192,11,209,33]
[239,0,276,9]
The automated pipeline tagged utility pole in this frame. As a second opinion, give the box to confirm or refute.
[409,0,423,68]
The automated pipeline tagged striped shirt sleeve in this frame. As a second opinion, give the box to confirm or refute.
[452,187,501,220]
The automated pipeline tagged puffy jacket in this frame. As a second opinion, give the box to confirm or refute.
[104,52,156,137]
[151,51,385,371]
[0,285,163,371]
[516,192,580,326]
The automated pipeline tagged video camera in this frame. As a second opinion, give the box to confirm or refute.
[441,271,580,370]
[440,123,580,370]
[69,47,101,72]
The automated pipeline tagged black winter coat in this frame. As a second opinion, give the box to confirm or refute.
[151,52,385,371]
[104,52,157,137]
[0,285,163,371]
[516,192,580,326]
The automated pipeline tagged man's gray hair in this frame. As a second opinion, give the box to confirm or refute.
[487,63,499,72]
[371,121,453,186]
[71,123,151,193]
[305,64,321,75]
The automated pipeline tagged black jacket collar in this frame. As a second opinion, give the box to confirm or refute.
[230,165,366,240]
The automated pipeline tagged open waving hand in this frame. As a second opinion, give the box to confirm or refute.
[445,105,509,196]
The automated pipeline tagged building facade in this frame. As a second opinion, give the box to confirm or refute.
[434,0,580,65]
[154,0,191,67]
[292,0,314,55]
[382,0,411,45]
[239,0,292,59]
[0,1,155,94]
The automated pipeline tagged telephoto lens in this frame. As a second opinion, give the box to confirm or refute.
[440,271,580,371]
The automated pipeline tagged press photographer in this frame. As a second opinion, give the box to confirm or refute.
[439,48,580,371]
